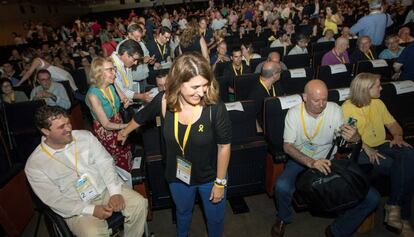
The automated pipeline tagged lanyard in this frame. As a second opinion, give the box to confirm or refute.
[201,30,206,37]
[332,49,346,64]
[259,79,275,96]
[113,58,129,88]
[364,50,375,60]
[300,103,324,143]
[40,139,79,177]
[232,64,243,76]
[174,108,197,158]
[156,39,166,61]
[100,87,116,115]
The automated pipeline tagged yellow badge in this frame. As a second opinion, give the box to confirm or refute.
[198,124,204,132]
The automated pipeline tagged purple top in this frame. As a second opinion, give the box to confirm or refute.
[321,50,350,66]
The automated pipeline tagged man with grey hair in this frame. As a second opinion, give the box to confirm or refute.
[248,61,284,131]
[350,0,393,46]
[255,51,288,73]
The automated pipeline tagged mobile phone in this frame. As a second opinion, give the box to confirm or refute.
[348,117,357,126]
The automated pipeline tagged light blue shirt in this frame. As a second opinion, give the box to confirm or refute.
[350,12,393,46]
[30,82,71,110]
[379,47,404,59]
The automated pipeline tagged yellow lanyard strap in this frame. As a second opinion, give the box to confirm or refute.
[232,64,243,76]
[100,87,116,115]
[364,50,375,60]
[156,40,166,61]
[113,58,129,88]
[259,79,276,97]
[300,103,324,143]
[174,108,198,158]
[40,139,79,177]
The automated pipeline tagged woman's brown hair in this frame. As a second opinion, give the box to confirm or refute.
[165,52,219,112]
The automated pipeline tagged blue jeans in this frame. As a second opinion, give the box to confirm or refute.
[275,160,380,237]
[358,142,414,219]
[169,181,226,237]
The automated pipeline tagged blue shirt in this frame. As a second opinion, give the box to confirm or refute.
[87,85,120,119]
[350,12,393,46]
[379,47,404,59]
[397,43,414,80]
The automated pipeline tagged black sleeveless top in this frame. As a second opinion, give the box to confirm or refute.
[133,92,232,184]
[180,36,202,55]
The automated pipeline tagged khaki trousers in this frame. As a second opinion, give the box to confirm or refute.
[65,185,148,237]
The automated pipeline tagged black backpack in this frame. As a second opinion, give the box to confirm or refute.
[295,139,369,214]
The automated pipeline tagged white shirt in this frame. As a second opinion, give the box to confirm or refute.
[211,18,227,30]
[112,53,135,101]
[25,130,124,218]
[284,102,343,159]
[288,45,308,55]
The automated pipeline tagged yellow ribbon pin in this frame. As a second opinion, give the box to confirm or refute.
[198,124,204,132]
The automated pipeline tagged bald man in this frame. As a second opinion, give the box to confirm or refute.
[271,80,380,237]
[248,61,284,131]
[321,37,350,66]
[254,52,288,73]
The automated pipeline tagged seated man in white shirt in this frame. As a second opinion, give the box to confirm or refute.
[25,106,148,237]
[288,34,309,55]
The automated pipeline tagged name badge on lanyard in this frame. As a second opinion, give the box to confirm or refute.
[301,142,317,158]
[176,156,192,184]
[75,174,99,202]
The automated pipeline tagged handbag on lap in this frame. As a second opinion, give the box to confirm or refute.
[295,137,369,214]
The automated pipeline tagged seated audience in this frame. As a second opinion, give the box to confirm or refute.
[86,57,131,171]
[223,47,251,78]
[393,42,414,80]
[398,26,414,44]
[255,52,288,73]
[241,42,261,66]
[350,36,378,63]
[379,35,405,60]
[248,61,283,131]
[288,34,309,55]
[271,79,380,237]
[210,41,230,69]
[317,29,335,43]
[342,73,414,236]
[321,37,350,66]
[0,78,28,103]
[25,105,148,237]
[1,62,21,86]
[30,69,71,110]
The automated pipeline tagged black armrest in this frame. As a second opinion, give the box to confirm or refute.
[106,211,125,230]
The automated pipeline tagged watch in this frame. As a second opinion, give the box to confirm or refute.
[215,178,227,186]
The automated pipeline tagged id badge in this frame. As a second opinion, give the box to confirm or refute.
[75,174,98,202]
[176,156,192,185]
[301,142,317,158]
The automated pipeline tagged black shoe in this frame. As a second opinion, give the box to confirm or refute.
[271,219,286,237]
[325,226,335,237]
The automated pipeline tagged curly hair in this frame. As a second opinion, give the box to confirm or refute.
[179,22,200,48]
[35,105,69,130]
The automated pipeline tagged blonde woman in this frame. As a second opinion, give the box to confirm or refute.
[342,73,414,236]
[86,57,131,171]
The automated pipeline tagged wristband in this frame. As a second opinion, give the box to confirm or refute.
[214,182,225,188]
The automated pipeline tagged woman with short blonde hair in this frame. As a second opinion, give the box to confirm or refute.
[119,52,231,237]
[343,72,414,236]
[86,57,132,171]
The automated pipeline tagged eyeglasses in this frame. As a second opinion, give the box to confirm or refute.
[37,77,51,81]
[104,67,117,72]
